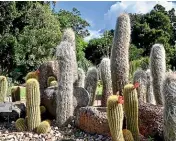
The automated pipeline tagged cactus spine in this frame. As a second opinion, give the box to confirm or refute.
[0,76,8,102]
[123,84,139,141]
[26,78,41,131]
[85,67,98,106]
[133,69,148,103]
[36,120,51,134]
[74,68,85,87]
[56,41,74,127]
[15,118,27,131]
[62,28,78,83]
[107,95,124,141]
[162,73,176,141]
[123,129,134,141]
[110,13,131,95]
[99,58,112,107]
[150,44,166,105]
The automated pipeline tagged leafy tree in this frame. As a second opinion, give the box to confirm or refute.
[57,8,90,38]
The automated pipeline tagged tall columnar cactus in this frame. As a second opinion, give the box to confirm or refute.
[133,69,148,103]
[26,78,41,131]
[56,41,74,127]
[107,95,124,141]
[62,28,78,83]
[123,129,134,141]
[150,44,166,105]
[146,69,156,105]
[74,68,85,87]
[123,84,139,141]
[99,58,112,107]
[85,67,98,106]
[26,70,40,81]
[162,73,176,141]
[110,13,131,95]
[0,76,8,102]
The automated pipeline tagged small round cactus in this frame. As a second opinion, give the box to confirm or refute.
[123,129,134,141]
[36,120,51,134]
[26,70,40,81]
[49,80,58,87]
[15,118,27,131]
[40,106,46,115]
[47,76,56,87]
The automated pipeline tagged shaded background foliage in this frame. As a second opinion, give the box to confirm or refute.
[0,2,175,83]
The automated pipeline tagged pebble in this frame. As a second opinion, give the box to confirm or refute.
[0,120,111,141]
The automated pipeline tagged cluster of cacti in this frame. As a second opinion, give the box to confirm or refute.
[99,58,112,107]
[107,95,124,141]
[133,69,148,103]
[74,68,85,87]
[15,118,27,131]
[162,73,176,141]
[150,44,166,105]
[47,76,56,87]
[25,70,40,81]
[36,120,51,134]
[123,84,139,141]
[0,76,8,102]
[110,13,131,95]
[123,129,134,141]
[26,78,41,131]
[56,40,74,127]
[84,67,98,106]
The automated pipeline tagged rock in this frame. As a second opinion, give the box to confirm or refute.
[39,61,59,96]
[139,101,164,140]
[75,103,164,140]
[73,87,90,114]
[41,86,57,117]
[42,86,90,118]
[75,106,110,136]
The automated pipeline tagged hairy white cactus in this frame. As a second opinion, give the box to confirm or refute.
[110,13,131,95]
[62,28,78,83]
[56,41,74,127]
[85,67,98,106]
[99,58,112,106]
[133,69,148,103]
[74,68,85,88]
[163,73,176,141]
[150,44,166,105]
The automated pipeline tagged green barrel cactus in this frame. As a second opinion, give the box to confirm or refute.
[36,120,51,134]
[15,118,27,131]
[49,80,58,87]
[26,78,41,131]
[40,106,46,114]
[0,76,8,102]
[107,95,124,141]
[123,84,139,141]
[99,58,112,107]
[47,76,56,87]
[110,13,131,95]
[163,73,176,141]
[123,129,134,141]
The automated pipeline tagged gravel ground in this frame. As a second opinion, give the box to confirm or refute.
[0,120,112,141]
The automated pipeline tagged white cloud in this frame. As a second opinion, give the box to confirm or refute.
[84,29,103,42]
[85,18,94,27]
[104,1,176,29]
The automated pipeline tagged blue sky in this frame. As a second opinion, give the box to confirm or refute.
[54,1,176,41]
